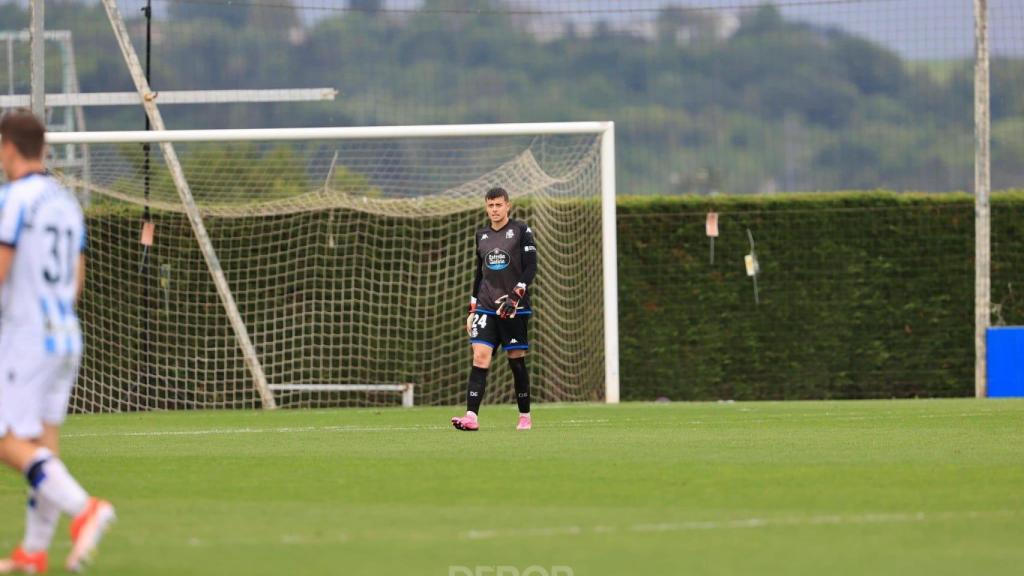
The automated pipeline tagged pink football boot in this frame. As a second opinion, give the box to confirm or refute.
[451,412,480,431]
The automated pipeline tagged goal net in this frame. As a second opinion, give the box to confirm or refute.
[42,123,616,411]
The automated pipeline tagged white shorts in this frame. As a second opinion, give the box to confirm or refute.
[0,342,79,439]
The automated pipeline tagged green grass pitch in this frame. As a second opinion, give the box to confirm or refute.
[1,399,1022,575]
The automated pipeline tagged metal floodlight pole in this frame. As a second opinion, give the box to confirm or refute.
[974,0,991,399]
[100,0,277,409]
[140,0,154,403]
[29,0,44,117]
[142,0,152,221]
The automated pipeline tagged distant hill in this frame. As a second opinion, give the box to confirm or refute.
[2,0,1023,193]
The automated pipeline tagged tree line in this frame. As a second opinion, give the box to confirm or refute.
[1,0,1022,194]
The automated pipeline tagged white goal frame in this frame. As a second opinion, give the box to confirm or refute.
[48,122,621,405]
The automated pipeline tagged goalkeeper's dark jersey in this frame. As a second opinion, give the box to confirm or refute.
[473,219,537,312]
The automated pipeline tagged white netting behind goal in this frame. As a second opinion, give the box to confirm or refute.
[44,129,606,410]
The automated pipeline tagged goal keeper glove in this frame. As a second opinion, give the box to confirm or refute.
[496,283,527,319]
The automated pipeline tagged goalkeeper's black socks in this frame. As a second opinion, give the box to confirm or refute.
[467,366,489,414]
[508,357,531,414]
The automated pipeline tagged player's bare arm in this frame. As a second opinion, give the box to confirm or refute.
[467,249,483,336]
[0,245,13,284]
[76,253,86,300]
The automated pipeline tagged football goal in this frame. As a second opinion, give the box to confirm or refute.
[46,123,619,411]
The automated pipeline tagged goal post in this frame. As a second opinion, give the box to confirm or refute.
[600,124,620,404]
[46,122,620,410]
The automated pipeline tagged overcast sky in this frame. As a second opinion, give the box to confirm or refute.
[14,0,1024,59]
[510,0,1020,59]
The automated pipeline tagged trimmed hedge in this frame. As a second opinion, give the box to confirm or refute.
[617,191,1024,400]
[77,192,1024,407]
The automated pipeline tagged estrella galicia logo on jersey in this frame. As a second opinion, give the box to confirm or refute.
[486,248,511,271]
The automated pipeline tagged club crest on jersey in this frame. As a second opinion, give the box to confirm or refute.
[486,248,511,271]
[506,229,515,239]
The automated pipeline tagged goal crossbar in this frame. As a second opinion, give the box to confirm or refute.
[46,122,613,145]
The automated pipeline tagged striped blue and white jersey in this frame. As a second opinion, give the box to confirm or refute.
[0,172,85,356]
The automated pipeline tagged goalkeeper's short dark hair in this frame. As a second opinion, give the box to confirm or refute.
[485,187,509,202]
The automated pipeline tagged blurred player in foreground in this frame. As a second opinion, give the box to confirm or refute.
[0,111,115,573]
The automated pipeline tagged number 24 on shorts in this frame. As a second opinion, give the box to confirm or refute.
[469,313,487,337]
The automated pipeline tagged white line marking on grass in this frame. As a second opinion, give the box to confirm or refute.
[63,425,442,438]
[63,419,614,439]
[461,510,1018,540]
[94,510,1020,549]
[279,532,350,545]
[699,411,1008,426]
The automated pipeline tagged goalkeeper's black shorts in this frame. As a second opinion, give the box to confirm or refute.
[468,308,530,352]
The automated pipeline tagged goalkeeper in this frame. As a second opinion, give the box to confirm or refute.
[452,187,536,432]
